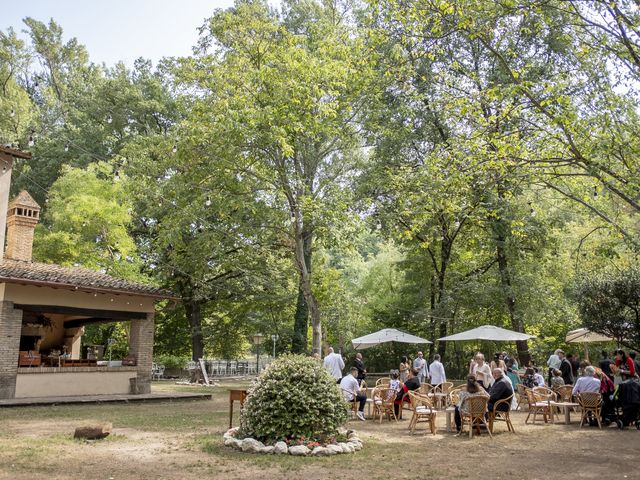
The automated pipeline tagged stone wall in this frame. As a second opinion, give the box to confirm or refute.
[0,301,23,399]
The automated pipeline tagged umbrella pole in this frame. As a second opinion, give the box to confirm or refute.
[583,343,589,363]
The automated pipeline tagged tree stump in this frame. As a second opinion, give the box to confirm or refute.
[74,422,112,440]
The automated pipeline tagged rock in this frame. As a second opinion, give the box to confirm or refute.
[224,437,241,448]
[311,446,330,456]
[288,445,310,456]
[325,444,343,455]
[261,446,275,454]
[224,427,239,438]
[340,442,355,453]
[347,431,359,440]
[73,423,112,440]
[241,438,265,453]
[337,427,348,436]
[273,441,288,455]
[350,441,363,451]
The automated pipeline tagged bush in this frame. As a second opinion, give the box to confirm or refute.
[153,354,190,370]
[239,354,349,443]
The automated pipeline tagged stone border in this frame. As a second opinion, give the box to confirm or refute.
[223,427,363,456]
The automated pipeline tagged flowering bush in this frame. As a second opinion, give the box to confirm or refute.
[239,354,349,443]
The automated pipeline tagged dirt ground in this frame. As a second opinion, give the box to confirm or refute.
[1,381,639,480]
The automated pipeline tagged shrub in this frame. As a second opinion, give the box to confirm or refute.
[153,354,190,370]
[239,354,349,443]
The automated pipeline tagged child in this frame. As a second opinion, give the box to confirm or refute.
[384,371,401,401]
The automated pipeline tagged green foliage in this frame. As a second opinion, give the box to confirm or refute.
[153,354,191,370]
[33,163,145,281]
[239,354,348,443]
[573,267,640,352]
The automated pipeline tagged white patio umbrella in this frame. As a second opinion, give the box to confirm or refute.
[351,328,432,350]
[566,328,613,361]
[565,328,612,343]
[438,324,536,341]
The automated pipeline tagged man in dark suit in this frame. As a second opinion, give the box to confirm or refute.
[558,350,574,385]
[488,368,513,413]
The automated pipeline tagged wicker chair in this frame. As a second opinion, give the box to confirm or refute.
[525,388,557,424]
[555,385,574,403]
[488,394,515,433]
[459,395,491,438]
[516,384,529,411]
[419,383,433,395]
[576,391,602,429]
[407,391,437,434]
[372,387,398,424]
[376,377,390,387]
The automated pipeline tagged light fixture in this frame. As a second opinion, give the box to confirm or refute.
[172,144,177,153]
[106,114,113,124]
[593,186,598,199]
[10,108,15,117]
[205,196,211,207]
[28,135,35,147]
[64,144,69,152]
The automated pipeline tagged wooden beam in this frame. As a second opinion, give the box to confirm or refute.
[0,146,32,159]
[63,317,123,328]
[14,304,147,320]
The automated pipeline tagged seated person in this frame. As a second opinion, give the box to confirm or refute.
[595,368,615,424]
[455,374,489,433]
[386,370,401,400]
[340,366,367,421]
[533,367,545,387]
[394,367,421,416]
[550,369,565,389]
[487,368,513,413]
[521,368,538,389]
[572,366,601,396]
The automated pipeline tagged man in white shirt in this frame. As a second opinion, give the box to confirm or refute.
[572,366,601,396]
[413,352,428,383]
[340,367,367,420]
[428,354,446,386]
[547,348,562,385]
[323,347,344,383]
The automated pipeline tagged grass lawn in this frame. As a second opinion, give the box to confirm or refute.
[0,379,637,480]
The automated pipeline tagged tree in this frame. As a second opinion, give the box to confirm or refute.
[574,267,640,352]
[178,0,370,354]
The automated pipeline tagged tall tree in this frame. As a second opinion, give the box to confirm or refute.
[178,0,369,354]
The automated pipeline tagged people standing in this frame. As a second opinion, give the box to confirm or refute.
[558,350,574,385]
[490,353,507,371]
[399,356,410,383]
[547,349,562,385]
[614,349,636,377]
[599,350,613,380]
[413,352,428,383]
[323,347,345,383]
[629,352,640,377]
[429,354,447,386]
[470,352,493,389]
[353,352,366,386]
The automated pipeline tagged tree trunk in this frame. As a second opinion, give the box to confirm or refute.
[291,287,308,354]
[185,300,204,361]
[291,233,312,353]
[293,222,321,354]
[494,225,531,367]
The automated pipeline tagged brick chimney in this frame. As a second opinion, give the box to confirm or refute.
[5,191,40,262]
[0,146,31,260]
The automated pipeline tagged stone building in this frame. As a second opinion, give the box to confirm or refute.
[0,146,176,399]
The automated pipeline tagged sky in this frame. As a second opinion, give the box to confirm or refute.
[1,0,237,67]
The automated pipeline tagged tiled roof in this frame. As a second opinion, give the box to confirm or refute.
[10,191,40,209]
[0,258,177,299]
